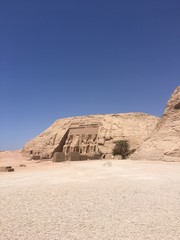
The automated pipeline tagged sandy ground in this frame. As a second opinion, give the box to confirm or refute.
[0,151,180,240]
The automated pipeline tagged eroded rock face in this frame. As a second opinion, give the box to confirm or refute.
[131,86,180,161]
[22,113,159,159]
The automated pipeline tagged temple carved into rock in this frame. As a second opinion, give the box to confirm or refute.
[22,113,159,160]
[22,86,180,161]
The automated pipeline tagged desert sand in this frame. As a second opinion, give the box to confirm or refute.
[0,151,180,240]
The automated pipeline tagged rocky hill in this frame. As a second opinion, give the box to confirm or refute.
[131,86,180,161]
[22,113,158,159]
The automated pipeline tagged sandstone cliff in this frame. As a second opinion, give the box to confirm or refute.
[132,86,180,161]
[22,113,159,159]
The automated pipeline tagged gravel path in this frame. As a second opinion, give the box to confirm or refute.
[0,160,180,240]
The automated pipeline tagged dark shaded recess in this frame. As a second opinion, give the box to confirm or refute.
[31,155,40,160]
[80,153,102,160]
[42,155,50,159]
[52,130,69,157]
[174,102,180,110]
[0,166,14,172]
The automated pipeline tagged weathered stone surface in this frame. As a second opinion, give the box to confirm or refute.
[131,86,180,161]
[53,152,65,162]
[67,152,80,161]
[22,113,159,159]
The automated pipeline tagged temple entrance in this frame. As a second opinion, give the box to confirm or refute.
[62,124,99,157]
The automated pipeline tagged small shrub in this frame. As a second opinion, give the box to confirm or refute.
[112,140,129,159]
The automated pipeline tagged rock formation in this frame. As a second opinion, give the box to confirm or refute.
[132,86,180,161]
[22,113,158,160]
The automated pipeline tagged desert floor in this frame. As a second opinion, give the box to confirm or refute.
[0,151,180,240]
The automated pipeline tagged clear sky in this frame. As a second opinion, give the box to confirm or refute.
[0,0,180,150]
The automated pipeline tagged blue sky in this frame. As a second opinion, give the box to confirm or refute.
[0,0,180,150]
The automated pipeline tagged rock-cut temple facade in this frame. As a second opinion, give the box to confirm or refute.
[22,86,180,161]
[23,113,159,160]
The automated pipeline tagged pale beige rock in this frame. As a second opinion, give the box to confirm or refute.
[22,113,158,159]
[132,86,180,161]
